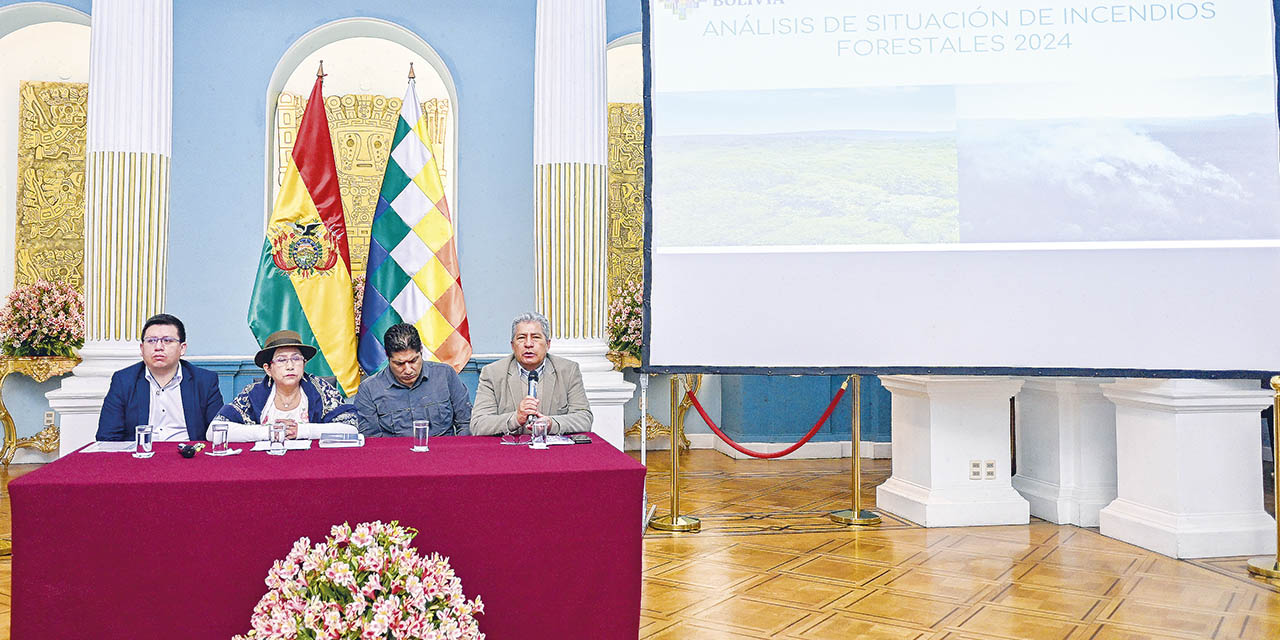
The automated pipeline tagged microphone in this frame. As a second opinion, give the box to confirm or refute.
[527,369,539,400]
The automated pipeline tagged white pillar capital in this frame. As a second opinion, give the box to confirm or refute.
[1102,378,1273,413]
[1099,378,1274,558]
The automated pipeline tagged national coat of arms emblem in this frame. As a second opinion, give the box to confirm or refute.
[268,221,339,278]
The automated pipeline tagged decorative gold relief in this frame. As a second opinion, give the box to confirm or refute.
[15,81,87,291]
[275,92,451,277]
[607,103,645,305]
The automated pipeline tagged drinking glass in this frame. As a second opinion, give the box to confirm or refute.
[268,422,287,456]
[530,416,549,450]
[411,419,430,452]
[133,425,154,458]
[209,421,229,454]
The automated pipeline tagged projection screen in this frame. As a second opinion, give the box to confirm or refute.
[645,0,1280,374]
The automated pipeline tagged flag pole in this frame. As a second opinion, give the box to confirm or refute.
[317,60,325,78]
[408,62,416,79]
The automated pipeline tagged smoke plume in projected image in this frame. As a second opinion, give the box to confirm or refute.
[957,79,1280,243]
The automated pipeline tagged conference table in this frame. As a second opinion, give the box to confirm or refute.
[10,434,645,639]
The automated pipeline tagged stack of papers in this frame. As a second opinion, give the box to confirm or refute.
[81,441,137,453]
[319,433,364,448]
[249,440,314,452]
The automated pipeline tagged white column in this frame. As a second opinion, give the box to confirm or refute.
[46,0,172,456]
[533,0,633,449]
[1099,379,1275,558]
[1012,378,1117,527]
[876,375,1029,527]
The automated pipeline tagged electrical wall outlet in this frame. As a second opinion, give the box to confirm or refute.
[983,460,997,480]
[43,411,55,427]
[969,459,982,480]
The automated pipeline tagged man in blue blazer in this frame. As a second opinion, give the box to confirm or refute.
[96,314,224,442]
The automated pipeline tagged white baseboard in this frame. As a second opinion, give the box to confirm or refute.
[623,434,890,459]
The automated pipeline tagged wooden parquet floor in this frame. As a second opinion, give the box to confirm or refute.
[0,453,1275,639]
[638,450,1280,640]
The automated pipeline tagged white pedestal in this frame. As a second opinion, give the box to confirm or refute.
[551,339,635,450]
[1012,378,1117,527]
[877,375,1029,527]
[46,342,139,457]
[1100,379,1275,558]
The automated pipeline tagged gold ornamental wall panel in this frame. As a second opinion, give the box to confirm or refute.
[275,92,451,278]
[15,81,87,291]
[607,102,645,304]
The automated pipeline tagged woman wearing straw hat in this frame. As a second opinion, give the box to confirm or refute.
[214,330,357,440]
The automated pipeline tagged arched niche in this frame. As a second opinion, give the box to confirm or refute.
[264,18,458,279]
[606,32,641,103]
[0,2,91,299]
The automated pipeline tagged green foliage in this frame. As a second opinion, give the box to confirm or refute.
[654,132,960,246]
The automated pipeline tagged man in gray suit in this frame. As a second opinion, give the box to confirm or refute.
[471,311,592,436]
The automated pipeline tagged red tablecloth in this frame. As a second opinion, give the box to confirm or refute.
[10,435,645,639]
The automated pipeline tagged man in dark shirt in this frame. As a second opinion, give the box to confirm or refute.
[354,323,471,437]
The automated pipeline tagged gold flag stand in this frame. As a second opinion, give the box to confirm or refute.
[830,374,881,526]
[650,375,701,532]
[1247,375,1280,580]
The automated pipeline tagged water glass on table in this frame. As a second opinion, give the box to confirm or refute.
[133,425,154,458]
[209,421,229,455]
[411,419,430,452]
[530,416,550,450]
[268,422,288,456]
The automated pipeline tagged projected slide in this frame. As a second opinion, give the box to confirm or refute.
[654,78,1279,247]
[651,0,1279,248]
[647,0,1280,371]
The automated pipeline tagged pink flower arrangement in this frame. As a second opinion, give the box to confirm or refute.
[607,279,643,359]
[235,521,484,640]
[0,279,84,357]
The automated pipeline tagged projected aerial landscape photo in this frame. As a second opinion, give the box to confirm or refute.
[651,86,960,247]
[652,78,1280,248]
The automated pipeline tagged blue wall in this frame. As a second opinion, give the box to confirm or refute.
[168,0,539,358]
[190,355,500,409]
[0,0,89,14]
[607,0,642,41]
[720,375,890,444]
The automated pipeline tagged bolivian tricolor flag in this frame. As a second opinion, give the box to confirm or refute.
[247,67,361,394]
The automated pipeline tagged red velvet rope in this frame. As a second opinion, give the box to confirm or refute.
[685,385,847,459]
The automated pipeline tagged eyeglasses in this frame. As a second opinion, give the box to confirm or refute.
[271,355,306,365]
[142,337,181,346]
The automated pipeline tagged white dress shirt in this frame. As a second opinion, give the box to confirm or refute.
[145,367,187,441]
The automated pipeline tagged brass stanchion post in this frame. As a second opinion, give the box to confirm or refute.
[831,374,881,526]
[650,375,700,532]
[1247,375,1280,580]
